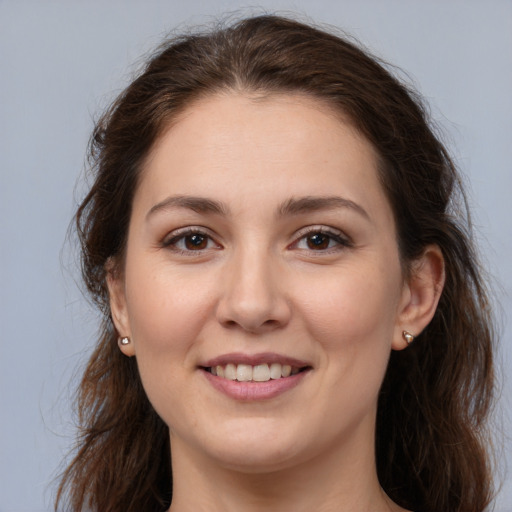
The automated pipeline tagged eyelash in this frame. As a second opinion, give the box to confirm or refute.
[162,227,220,255]
[290,226,352,253]
[162,226,352,255]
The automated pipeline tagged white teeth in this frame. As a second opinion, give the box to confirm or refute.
[269,363,282,380]
[236,364,253,382]
[209,362,304,381]
[253,364,271,382]
[224,363,237,380]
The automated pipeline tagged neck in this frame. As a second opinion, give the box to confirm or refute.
[168,431,403,512]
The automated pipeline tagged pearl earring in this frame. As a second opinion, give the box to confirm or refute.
[402,331,415,344]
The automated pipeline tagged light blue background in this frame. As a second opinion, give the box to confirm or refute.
[1,1,511,510]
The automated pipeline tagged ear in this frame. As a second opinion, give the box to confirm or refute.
[106,258,135,357]
[392,245,445,350]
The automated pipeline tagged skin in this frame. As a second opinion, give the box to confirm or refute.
[108,92,444,512]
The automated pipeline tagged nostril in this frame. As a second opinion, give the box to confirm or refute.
[261,319,285,331]
[219,314,284,333]
[215,285,292,333]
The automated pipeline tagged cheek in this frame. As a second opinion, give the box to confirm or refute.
[296,258,402,396]
[302,267,400,342]
[122,265,217,425]
[124,261,216,357]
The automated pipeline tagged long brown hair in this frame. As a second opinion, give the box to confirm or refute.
[56,15,496,512]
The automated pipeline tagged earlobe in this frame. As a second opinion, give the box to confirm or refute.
[392,245,445,350]
[106,260,135,357]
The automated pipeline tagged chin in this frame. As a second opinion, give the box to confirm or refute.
[213,447,301,475]
[194,418,311,472]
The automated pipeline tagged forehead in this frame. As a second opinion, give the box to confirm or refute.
[135,92,391,225]
[144,91,370,169]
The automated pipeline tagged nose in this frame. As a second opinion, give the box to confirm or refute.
[215,246,291,334]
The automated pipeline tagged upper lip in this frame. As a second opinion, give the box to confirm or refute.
[200,352,312,368]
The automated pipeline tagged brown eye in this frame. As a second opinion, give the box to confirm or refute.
[306,233,330,250]
[164,229,221,253]
[184,234,208,250]
[291,227,351,253]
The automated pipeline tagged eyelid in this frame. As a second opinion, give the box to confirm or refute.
[289,225,353,251]
[161,224,351,254]
[162,226,222,252]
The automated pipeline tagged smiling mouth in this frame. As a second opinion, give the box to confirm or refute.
[203,363,311,382]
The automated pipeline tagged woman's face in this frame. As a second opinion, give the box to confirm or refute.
[110,93,413,472]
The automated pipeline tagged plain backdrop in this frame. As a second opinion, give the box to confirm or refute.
[1,1,511,510]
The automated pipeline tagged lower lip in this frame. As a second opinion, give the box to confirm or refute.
[202,369,309,401]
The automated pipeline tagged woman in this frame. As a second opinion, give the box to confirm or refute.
[56,15,496,512]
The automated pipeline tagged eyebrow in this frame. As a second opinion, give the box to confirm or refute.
[277,196,370,220]
[146,194,369,221]
[146,195,230,219]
